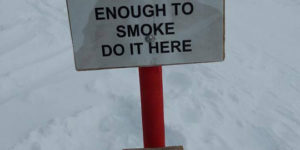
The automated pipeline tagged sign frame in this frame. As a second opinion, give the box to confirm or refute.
[66,0,225,71]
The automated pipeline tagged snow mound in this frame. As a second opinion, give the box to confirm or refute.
[11,104,143,150]
[1,0,300,150]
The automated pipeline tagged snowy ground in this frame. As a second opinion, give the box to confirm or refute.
[1,0,300,150]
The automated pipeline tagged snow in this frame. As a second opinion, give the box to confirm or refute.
[1,0,300,150]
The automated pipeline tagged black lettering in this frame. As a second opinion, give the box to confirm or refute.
[143,5,154,17]
[116,25,126,38]
[102,45,112,56]
[160,41,169,53]
[182,2,194,15]
[153,23,164,35]
[131,5,141,18]
[171,41,181,52]
[118,6,130,18]
[155,4,166,16]
[114,44,125,56]
[141,24,152,36]
[106,7,117,19]
[130,43,134,55]
[183,40,192,52]
[171,3,181,16]
[95,8,105,20]
[134,43,143,55]
[149,42,159,54]
[128,24,140,37]
[165,22,175,35]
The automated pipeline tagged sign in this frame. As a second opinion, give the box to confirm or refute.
[66,0,225,70]
[124,146,183,150]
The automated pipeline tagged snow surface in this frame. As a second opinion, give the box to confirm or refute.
[1,0,300,150]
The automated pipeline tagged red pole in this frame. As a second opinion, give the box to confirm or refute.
[139,66,165,148]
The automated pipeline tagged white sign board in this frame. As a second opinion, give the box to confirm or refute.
[66,0,225,70]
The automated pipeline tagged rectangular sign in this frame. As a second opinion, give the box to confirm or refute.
[124,146,184,150]
[66,0,225,70]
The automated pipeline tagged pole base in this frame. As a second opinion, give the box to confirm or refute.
[124,146,184,150]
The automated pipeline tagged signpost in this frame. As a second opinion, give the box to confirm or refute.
[66,0,224,149]
[139,66,165,148]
